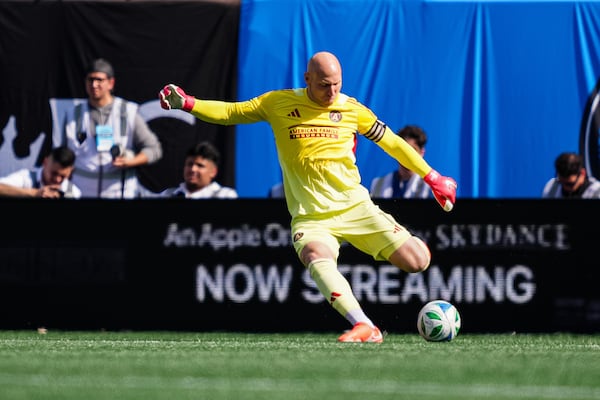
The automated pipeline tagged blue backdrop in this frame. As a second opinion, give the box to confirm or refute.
[235,0,600,198]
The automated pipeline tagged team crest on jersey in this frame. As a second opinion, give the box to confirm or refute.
[329,110,342,122]
[293,232,304,242]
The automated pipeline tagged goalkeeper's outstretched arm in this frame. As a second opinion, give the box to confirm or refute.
[370,121,457,212]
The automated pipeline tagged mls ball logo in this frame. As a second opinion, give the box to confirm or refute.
[579,78,600,179]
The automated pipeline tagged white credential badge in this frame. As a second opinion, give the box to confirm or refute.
[95,124,114,152]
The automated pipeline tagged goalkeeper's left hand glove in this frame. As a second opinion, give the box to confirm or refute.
[424,169,457,212]
[158,84,195,112]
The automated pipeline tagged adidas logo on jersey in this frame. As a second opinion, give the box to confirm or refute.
[287,108,301,118]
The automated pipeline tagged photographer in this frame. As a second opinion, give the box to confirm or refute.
[0,145,81,198]
[61,58,162,198]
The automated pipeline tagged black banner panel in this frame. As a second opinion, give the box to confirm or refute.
[0,199,598,334]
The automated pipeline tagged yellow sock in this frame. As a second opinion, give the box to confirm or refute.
[307,258,362,319]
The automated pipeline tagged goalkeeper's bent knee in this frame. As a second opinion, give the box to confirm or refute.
[413,236,431,272]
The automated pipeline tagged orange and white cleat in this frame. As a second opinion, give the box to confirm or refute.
[337,322,383,343]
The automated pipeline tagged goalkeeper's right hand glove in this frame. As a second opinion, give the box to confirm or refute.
[159,84,195,112]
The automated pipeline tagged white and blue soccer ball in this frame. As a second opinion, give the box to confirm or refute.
[417,300,461,342]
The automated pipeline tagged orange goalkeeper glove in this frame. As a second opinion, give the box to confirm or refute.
[158,84,195,112]
[424,169,457,212]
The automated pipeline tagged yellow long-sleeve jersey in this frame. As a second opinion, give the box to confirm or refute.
[191,88,432,217]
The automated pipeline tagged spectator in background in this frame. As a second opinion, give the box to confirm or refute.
[268,181,285,198]
[369,125,430,198]
[160,141,238,198]
[0,145,81,198]
[61,58,163,198]
[542,152,600,198]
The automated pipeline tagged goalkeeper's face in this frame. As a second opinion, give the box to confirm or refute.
[304,52,342,107]
[306,76,341,107]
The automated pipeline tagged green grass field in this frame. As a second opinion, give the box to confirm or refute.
[0,330,599,400]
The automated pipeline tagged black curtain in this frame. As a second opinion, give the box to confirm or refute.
[0,0,240,192]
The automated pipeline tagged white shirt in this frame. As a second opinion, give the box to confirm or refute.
[0,168,82,198]
[160,181,238,199]
[369,171,430,199]
[542,176,600,199]
[268,182,285,198]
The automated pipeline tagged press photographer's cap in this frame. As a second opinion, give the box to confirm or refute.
[86,58,114,78]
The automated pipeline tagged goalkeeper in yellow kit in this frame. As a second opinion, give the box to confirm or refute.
[159,51,457,343]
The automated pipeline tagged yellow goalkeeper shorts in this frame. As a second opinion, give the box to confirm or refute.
[291,200,411,262]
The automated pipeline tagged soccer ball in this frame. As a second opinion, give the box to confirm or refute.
[417,300,461,342]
